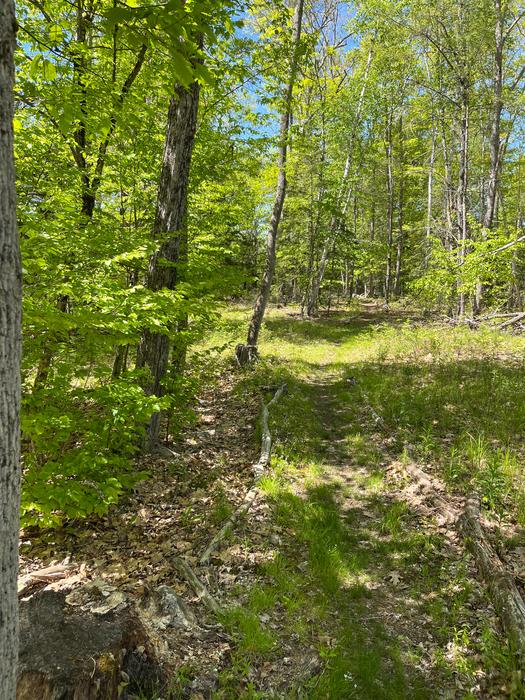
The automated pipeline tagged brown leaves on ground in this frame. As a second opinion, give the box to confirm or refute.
[17,370,304,694]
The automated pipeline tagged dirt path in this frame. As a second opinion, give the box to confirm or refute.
[296,373,493,698]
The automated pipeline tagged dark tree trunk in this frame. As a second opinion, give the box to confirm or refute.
[244,0,304,350]
[33,22,146,390]
[0,2,23,696]
[137,80,200,449]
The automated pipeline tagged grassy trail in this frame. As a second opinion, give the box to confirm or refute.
[209,305,525,699]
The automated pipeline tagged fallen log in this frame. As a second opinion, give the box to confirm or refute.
[199,384,286,566]
[253,383,287,478]
[498,312,525,330]
[461,493,525,659]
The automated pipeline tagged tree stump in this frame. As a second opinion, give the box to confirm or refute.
[17,590,163,699]
[235,343,259,367]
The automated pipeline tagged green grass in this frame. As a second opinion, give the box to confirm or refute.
[201,304,525,698]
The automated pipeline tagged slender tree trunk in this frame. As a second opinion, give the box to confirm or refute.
[484,0,504,231]
[137,80,200,449]
[425,118,436,265]
[385,113,394,304]
[302,106,326,316]
[33,19,146,390]
[475,0,504,314]
[0,3,23,696]
[440,106,456,253]
[245,0,304,349]
[367,192,376,296]
[394,115,404,297]
[456,86,469,318]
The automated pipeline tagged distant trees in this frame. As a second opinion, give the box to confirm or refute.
[273,0,525,317]
[0,0,22,696]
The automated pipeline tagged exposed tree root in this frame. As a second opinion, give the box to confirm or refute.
[235,343,259,367]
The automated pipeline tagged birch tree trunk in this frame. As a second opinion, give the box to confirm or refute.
[243,0,304,352]
[0,2,23,696]
[137,80,200,449]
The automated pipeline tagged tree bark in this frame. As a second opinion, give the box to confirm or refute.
[425,119,436,266]
[0,2,22,696]
[137,80,200,449]
[244,0,304,350]
[461,494,525,660]
[484,0,504,232]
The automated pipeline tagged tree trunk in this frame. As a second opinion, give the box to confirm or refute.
[484,0,504,232]
[0,3,22,696]
[456,85,469,318]
[475,0,504,315]
[244,0,304,350]
[137,80,200,449]
[33,26,146,391]
[425,119,436,266]
[385,113,394,304]
[394,115,404,297]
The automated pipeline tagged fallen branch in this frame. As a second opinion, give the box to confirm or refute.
[254,383,287,478]
[498,312,525,330]
[361,391,384,427]
[199,488,258,567]
[461,493,525,659]
[199,384,287,566]
[478,312,522,321]
[172,558,222,615]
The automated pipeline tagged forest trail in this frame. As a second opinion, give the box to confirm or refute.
[210,304,525,698]
[19,305,525,698]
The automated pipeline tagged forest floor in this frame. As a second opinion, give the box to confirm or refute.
[19,303,525,699]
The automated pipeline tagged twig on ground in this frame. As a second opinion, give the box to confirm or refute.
[199,383,287,566]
